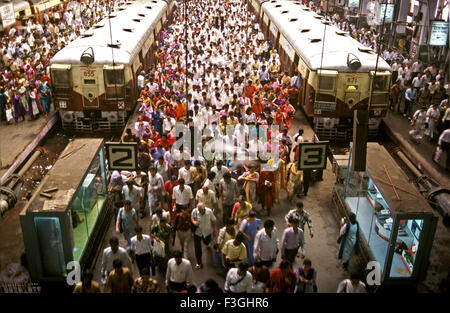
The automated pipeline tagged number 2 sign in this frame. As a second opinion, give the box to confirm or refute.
[298,141,329,170]
[106,142,138,171]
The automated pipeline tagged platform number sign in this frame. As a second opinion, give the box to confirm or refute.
[106,142,138,171]
[298,141,329,170]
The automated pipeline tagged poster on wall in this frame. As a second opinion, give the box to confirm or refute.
[429,21,449,46]
[348,0,360,9]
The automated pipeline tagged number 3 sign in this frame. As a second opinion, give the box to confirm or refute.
[297,141,329,170]
[106,142,138,171]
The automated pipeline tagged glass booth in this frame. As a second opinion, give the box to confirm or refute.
[20,139,112,283]
[332,143,437,284]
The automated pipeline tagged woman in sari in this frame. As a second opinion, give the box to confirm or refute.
[267,157,286,203]
[286,161,303,202]
[238,165,260,205]
[258,168,275,216]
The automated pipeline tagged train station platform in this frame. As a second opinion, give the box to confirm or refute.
[0,111,58,181]
[382,110,450,188]
[92,110,350,293]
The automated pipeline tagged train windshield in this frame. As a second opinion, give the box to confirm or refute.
[52,69,71,87]
[105,69,124,86]
[371,72,390,92]
[318,76,335,91]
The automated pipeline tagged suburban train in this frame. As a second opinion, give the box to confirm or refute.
[49,0,175,132]
[250,0,392,141]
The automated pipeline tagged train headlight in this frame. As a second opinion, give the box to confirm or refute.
[118,101,125,109]
[59,100,67,109]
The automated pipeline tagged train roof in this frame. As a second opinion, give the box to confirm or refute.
[262,0,392,73]
[50,0,168,66]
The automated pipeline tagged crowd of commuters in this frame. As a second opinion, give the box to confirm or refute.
[83,0,371,294]
[0,0,125,124]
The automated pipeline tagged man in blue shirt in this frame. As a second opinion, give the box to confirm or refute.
[150,143,166,162]
[404,84,417,118]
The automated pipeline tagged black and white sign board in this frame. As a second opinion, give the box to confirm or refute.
[298,141,329,170]
[105,142,138,171]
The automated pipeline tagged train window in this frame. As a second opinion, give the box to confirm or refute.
[281,11,288,14]
[138,14,146,17]
[146,6,153,9]
[289,18,298,22]
[123,28,134,32]
[318,76,335,91]
[81,33,93,38]
[52,70,71,87]
[309,38,322,43]
[275,5,282,7]
[93,24,104,29]
[133,19,142,23]
[373,76,388,91]
[105,69,125,86]
[301,29,311,33]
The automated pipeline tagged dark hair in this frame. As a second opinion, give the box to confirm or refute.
[235,233,245,243]
[204,279,220,292]
[124,200,132,206]
[194,160,201,166]
[226,218,235,226]
[173,250,182,259]
[303,259,312,267]
[208,171,216,180]
[288,216,299,225]
[279,260,291,270]
[296,201,303,209]
[349,212,357,224]
[140,267,150,276]
[254,261,263,268]
[178,178,185,184]
[350,272,361,280]
[249,211,257,218]
[109,236,119,245]
[135,225,143,233]
[223,172,231,179]
[184,160,191,165]
[113,258,123,269]
[264,219,275,229]
[238,261,249,272]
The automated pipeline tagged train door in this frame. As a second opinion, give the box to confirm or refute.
[80,66,100,108]
[301,69,310,108]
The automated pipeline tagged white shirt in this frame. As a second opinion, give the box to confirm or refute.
[172,185,193,206]
[254,228,279,262]
[166,258,193,285]
[224,268,253,293]
[211,165,230,186]
[337,279,367,293]
[131,234,153,255]
[439,129,450,145]
[101,247,133,276]
[178,166,194,185]
[191,207,216,237]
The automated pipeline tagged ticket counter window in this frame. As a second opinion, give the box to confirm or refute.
[71,148,107,261]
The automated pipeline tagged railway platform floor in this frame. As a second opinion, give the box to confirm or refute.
[92,110,350,293]
[382,109,450,187]
[0,108,57,180]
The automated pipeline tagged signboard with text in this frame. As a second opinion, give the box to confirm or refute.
[298,142,329,170]
[348,0,360,9]
[0,3,15,28]
[429,21,449,46]
[378,4,395,23]
[105,142,138,171]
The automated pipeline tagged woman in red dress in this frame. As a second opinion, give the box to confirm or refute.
[258,168,276,216]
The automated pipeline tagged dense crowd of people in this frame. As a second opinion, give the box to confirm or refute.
[0,0,126,124]
[84,0,372,294]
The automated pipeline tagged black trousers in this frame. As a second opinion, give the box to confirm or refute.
[135,253,152,276]
[194,234,211,265]
[222,203,234,225]
[168,281,187,293]
[284,247,299,265]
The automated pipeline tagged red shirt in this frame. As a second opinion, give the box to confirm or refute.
[245,85,257,99]
[269,268,296,293]
[164,180,178,196]
[155,138,171,150]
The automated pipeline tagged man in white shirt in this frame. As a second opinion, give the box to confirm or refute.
[178,160,194,188]
[337,273,367,293]
[137,71,145,93]
[101,237,133,281]
[437,128,450,170]
[191,203,217,269]
[254,219,279,268]
[195,185,217,213]
[172,178,194,211]
[224,262,253,293]
[131,226,153,276]
[166,250,193,293]
[211,160,230,191]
